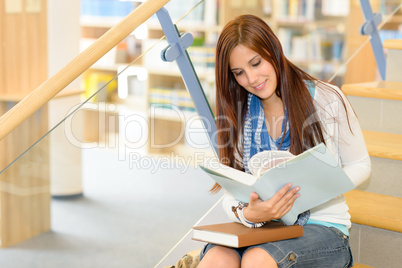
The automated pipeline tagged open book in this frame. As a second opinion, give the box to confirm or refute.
[200,143,355,225]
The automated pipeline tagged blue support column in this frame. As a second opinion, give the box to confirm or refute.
[156,8,218,156]
[359,0,386,80]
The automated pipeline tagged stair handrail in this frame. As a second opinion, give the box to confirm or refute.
[0,0,171,141]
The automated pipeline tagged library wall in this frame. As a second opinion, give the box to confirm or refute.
[78,0,402,155]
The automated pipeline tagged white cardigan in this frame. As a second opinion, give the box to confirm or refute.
[222,82,371,228]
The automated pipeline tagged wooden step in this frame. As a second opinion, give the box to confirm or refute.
[384,39,402,50]
[352,264,373,268]
[363,130,402,161]
[342,81,402,101]
[345,189,402,233]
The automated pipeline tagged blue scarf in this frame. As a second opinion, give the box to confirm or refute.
[243,93,290,174]
[242,81,315,225]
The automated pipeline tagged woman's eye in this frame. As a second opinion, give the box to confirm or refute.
[234,71,243,77]
[252,60,261,67]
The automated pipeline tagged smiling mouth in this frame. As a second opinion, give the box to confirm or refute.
[254,80,267,91]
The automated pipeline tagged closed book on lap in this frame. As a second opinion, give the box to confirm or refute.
[192,221,303,248]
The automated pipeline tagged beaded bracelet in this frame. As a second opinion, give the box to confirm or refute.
[231,201,265,228]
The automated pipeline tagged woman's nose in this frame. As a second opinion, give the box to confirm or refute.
[246,70,258,84]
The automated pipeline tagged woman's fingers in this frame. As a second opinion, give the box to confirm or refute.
[273,184,300,216]
[274,188,300,218]
[248,191,260,205]
[271,183,299,203]
[244,184,300,222]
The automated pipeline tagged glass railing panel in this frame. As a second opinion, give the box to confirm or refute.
[1,45,220,268]
[0,1,222,267]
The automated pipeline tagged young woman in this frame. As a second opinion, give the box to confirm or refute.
[198,14,371,268]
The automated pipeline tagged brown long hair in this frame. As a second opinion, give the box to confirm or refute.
[211,14,348,193]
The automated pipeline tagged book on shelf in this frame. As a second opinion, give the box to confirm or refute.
[199,143,355,225]
[276,0,317,21]
[321,0,349,16]
[277,27,344,62]
[192,221,303,248]
[149,87,196,112]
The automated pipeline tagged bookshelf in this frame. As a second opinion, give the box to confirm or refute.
[79,0,145,107]
[79,0,148,146]
[218,0,400,86]
[143,0,219,154]
[78,0,217,154]
[79,0,401,155]
[145,0,352,154]
[267,0,349,85]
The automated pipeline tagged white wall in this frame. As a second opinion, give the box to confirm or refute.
[47,0,83,196]
[47,0,81,88]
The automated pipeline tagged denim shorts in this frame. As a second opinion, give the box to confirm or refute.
[199,224,353,268]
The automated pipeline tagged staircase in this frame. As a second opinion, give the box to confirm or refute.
[159,42,402,268]
[341,39,402,268]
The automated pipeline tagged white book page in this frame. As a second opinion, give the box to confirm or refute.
[248,150,294,177]
[201,161,257,186]
[192,230,238,247]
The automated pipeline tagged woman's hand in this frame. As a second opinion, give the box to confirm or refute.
[242,183,300,223]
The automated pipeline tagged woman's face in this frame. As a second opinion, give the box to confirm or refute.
[229,44,278,103]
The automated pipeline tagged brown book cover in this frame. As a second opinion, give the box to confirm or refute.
[192,221,303,248]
